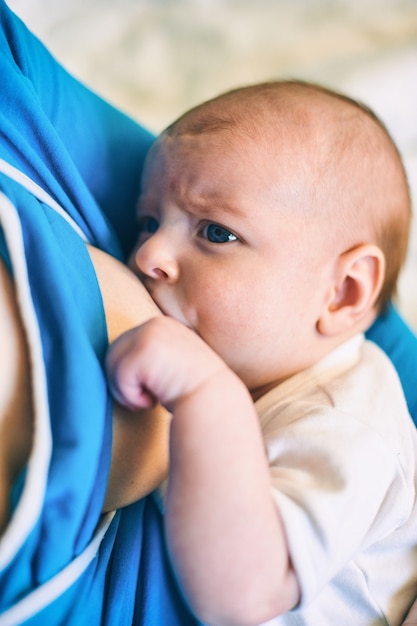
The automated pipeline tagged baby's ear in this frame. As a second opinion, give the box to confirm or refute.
[317,244,385,337]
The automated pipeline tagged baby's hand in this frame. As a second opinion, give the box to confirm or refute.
[106,316,226,412]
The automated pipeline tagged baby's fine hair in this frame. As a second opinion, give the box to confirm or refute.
[165,80,411,313]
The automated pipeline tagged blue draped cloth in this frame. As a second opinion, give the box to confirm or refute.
[0,3,197,624]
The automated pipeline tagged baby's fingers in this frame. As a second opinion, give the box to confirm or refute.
[106,331,156,410]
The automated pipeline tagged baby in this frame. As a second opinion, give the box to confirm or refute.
[106,80,417,625]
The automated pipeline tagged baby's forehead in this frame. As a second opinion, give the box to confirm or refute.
[169,90,368,163]
[160,88,399,207]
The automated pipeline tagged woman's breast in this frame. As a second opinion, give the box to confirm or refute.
[86,245,161,342]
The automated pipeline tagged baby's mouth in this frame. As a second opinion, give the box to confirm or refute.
[148,292,191,329]
[142,280,195,330]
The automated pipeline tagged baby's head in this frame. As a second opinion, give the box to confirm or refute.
[165,80,410,313]
[131,80,411,394]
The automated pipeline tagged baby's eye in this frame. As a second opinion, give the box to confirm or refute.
[199,222,238,244]
[137,215,159,238]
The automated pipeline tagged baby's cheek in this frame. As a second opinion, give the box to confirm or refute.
[189,275,249,345]
[204,312,244,360]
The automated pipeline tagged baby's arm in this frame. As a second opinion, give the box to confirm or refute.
[106,316,299,625]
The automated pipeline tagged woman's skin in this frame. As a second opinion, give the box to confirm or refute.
[0,246,170,531]
[87,246,170,512]
[0,257,33,532]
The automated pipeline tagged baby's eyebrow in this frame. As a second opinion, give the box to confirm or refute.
[187,193,245,219]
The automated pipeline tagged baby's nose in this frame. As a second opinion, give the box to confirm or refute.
[131,234,180,283]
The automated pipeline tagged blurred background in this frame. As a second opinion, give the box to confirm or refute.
[7,0,417,329]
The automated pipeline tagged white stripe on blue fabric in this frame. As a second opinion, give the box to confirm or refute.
[0,158,90,243]
[0,172,114,622]
[0,160,91,569]
[0,512,115,626]
[0,192,53,570]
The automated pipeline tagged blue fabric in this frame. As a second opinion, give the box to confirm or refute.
[0,2,196,624]
[366,305,417,425]
[0,0,153,258]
